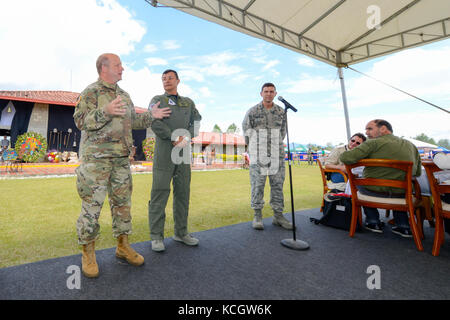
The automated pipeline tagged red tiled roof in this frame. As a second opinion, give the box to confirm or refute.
[0,90,148,112]
[0,90,80,106]
[0,91,244,145]
[192,132,245,146]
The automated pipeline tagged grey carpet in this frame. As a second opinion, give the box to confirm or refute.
[1,208,449,300]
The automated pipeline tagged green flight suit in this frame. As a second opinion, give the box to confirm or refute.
[147,93,201,240]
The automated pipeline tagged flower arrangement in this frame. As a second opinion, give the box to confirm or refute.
[142,137,156,161]
[47,150,61,163]
[14,132,47,163]
[2,149,18,161]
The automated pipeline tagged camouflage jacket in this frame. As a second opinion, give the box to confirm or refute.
[242,102,287,160]
[73,79,153,160]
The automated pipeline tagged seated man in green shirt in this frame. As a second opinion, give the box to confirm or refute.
[340,119,422,238]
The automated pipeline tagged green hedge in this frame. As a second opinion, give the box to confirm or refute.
[193,153,243,162]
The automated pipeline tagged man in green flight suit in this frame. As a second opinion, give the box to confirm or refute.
[148,69,202,252]
[74,53,171,278]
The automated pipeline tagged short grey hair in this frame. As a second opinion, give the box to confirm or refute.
[96,54,111,75]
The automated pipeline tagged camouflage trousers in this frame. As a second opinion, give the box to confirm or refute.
[76,157,132,245]
[249,161,285,213]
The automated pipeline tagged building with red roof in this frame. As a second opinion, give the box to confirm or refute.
[0,90,80,106]
[0,90,152,158]
[0,91,246,161]
[191,131,246,164]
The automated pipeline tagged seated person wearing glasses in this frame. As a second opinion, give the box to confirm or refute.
[323,133,366,183]
[340,119,421,238]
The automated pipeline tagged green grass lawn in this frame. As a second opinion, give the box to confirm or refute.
[0,163,322,268]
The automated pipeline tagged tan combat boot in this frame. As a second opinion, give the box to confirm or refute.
[82,241,99,278]
[252,209,264,230]
[116,234,145,266]
[272,211,294,230]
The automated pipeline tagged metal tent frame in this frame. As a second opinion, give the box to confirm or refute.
[146,0,450,138]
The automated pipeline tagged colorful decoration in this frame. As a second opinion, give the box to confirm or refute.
[14,132,48,163]
[47,150,61,163]
[2,149,18,161]
[142,137,155,161]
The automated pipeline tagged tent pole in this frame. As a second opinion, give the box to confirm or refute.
[338,67,351,140]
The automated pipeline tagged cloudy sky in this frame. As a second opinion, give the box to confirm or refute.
[0,0,449,146]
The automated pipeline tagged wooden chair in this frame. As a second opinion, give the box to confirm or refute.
[317,157,348,211]
[344,159,425,252]
[422,161,450,256]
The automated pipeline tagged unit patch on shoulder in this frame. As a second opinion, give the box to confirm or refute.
[75,94,82,106]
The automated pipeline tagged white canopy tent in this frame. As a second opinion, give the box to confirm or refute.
[404,137,438,149]
[146,0,450,138]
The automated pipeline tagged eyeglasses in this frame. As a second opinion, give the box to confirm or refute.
[351,139,361,145]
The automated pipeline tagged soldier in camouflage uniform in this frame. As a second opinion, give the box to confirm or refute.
[147,69,202,252]
[73,53,171,277]
[242,83,293,230]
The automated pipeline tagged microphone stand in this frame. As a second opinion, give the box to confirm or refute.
[280,104,309,251]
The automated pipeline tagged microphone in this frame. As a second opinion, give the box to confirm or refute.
[278,96,298,112]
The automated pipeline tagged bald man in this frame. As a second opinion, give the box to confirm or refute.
[73,53,171,277]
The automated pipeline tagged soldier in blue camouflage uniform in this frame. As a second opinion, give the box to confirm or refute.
[74,53,171,277]
[242,83,293,230]
[147,69,202,252]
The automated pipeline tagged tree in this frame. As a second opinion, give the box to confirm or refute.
[414,133,436,145]
[325,142,334,150]
[306,143,319,152]
[437,139,450,149]
[226,123,239,134]
[212,124,222,133]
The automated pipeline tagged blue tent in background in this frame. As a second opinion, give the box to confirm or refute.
[294,144,307,152]
[285,143,307,152]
